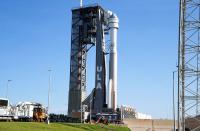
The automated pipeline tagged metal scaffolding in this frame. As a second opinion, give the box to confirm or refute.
[68,5,107,117]
[178,0,200,130]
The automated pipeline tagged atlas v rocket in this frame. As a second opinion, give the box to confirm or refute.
[108,12,119,110]
[68,4,119,117]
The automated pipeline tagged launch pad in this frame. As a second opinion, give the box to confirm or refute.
[68,4,119,118]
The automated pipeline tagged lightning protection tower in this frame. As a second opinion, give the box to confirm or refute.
[178,0,200,130]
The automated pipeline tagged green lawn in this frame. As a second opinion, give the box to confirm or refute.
[0,122,130,131]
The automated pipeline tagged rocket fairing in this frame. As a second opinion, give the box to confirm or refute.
[108,12,119,110]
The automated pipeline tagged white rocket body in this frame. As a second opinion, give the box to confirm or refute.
[108,13,119,110]
[80,0,83,7]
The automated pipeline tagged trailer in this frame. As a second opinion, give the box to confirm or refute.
[14,102,35,121]
[14,102,47,122]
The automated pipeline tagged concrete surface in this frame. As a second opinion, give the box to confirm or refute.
[124,119,176,131]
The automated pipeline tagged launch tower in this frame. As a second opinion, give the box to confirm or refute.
[68,5,119,117]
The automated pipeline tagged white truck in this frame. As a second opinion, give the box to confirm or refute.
[0,98,14,120]
[0,98,47,121]
[14,102,37,121]
[14,102,47,121]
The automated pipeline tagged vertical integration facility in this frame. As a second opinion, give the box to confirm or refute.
[68,5,119,117]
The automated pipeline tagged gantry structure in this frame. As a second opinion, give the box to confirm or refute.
[68,4,119,118]
[178,0,200,130]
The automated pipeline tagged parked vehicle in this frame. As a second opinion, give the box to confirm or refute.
[0,98,47,122]
[15,102,47,122]
[0,98,13,120]
[33,104,47,122]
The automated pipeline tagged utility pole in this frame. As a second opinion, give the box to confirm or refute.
[173,71,177,131]
[6,80,12,99]
[90,95,92,123]
[46,69,52,124]
[81,101,82,123]
[121,105,124,121]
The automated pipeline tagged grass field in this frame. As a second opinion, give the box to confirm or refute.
[0,122,131,131]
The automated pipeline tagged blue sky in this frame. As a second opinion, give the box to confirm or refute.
[0,0,179,119]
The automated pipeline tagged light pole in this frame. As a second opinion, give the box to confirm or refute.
[90,96,92,123]
[46,69,52,124]
[81,101,82,123]
[82,105,87,123]
[80,103,86,123]
[173,71,177,131]
[121,105,124,121]
[6,80,12,99]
